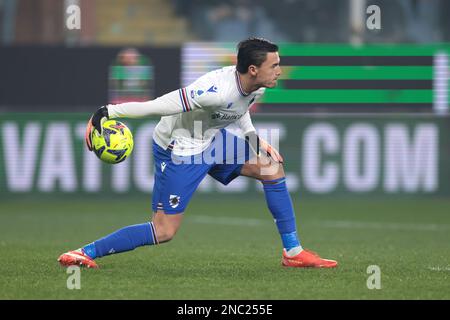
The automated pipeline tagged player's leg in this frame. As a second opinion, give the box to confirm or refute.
[240,156,301,250]
[58,140,211,268]
[208,131,298,253]
[58,210,184,268]
[210,130,337,268]
[80,219,165,258]
[209,130,296,248]
[240,155,337,268]
[151,210,184,243]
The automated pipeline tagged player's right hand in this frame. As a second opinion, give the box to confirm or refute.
[259,137,284,164]
[85,106,109,151]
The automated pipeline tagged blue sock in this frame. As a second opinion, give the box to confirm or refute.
[82,222,158,259]
[262,177,301,251]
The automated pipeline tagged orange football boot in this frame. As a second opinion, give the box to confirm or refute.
[58,250,99,269]
[282,248,338,268]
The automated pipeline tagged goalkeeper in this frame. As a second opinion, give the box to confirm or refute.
[58,38,337,269]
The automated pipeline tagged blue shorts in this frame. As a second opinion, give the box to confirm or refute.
[152,129,252,214]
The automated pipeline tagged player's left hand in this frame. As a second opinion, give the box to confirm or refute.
[259,137,284,163]
[85,106,109,151]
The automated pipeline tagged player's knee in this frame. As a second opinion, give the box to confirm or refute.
[152,215,182,244]
[157,230,176,243]
[153,224,177,243]
[248,162,285,181]
[262,163,285,181]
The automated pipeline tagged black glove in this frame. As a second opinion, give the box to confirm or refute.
[91,106,109,133]
[85,106,109,151]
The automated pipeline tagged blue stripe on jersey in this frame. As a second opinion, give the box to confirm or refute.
[178,89,187,112]
[181,88,191,111]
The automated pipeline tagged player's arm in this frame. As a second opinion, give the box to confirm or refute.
[107,88,196,119]
[238,112,284,163]
[86,76,222,150]
[92,75,221,131]
[105,71,221,123]
[85,89,189,150]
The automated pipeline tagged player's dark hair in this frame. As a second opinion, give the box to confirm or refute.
[236,37,279,74]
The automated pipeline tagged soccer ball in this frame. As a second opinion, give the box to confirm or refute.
[91,120,134,164]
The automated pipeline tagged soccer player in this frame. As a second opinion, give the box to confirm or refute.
[58,38,337,269]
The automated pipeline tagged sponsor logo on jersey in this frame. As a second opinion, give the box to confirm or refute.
[211,112,244,121]
[161,162,167,172]
[227,102,233,109]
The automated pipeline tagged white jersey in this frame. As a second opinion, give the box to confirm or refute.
[153,66,265,155]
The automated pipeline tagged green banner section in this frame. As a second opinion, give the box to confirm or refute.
[261,89,433,103]
[265,44,449,107]
[278,44,450,56]
[281,66,433,80]
[0,113,449,197]
[182,43,450,110]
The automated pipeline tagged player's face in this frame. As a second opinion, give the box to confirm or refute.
[255,52,282,88]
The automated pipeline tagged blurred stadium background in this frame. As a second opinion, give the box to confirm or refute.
[0,0,449,299]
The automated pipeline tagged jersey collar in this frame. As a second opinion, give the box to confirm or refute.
[235,70,250,97]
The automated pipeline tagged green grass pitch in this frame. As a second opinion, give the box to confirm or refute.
[1,196,449,299]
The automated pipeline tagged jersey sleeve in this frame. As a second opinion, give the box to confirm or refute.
[108,71,224,119]
[107,89,188,118]
[235,111,256,135]
[182,72,224,111]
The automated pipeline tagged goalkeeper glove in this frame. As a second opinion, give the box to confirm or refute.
[85,106,109,151]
